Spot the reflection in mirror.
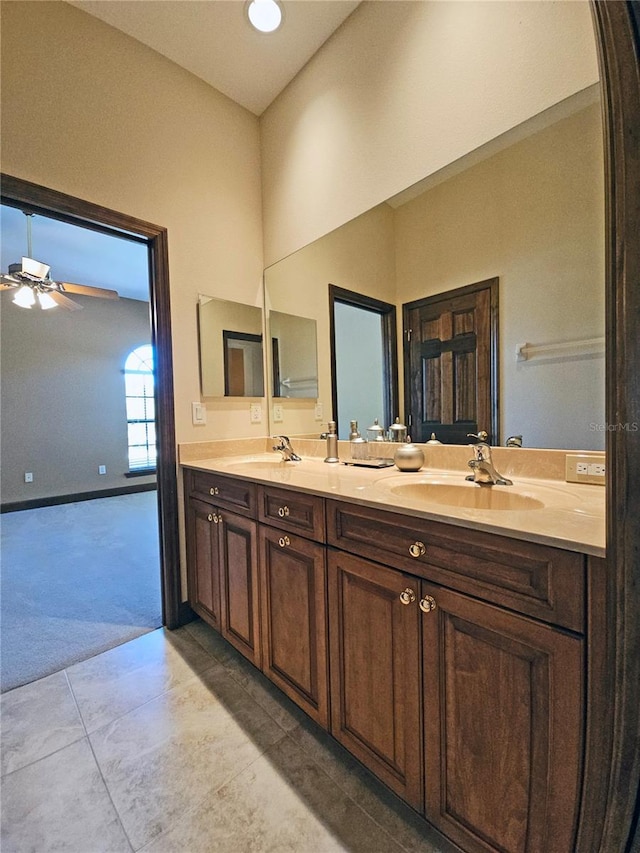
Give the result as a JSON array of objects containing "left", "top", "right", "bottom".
[
  {"left": 269, "top": 310, "right": 318, "bottom": 398},
  {"left": 198, "top": 295, "right": 264, "bottom": 397},
  {"left": 264, "top": 88, "right": 604, "bottom": 449}
]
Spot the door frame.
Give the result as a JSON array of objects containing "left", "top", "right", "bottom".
[
  {"left": 328, "top": 284, "right": 399, "bottom": 434},
  {"left": 0, "top": 174, "right": 182, "bottom": 629}
]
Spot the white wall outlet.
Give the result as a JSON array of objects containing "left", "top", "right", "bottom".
[
  {"left": 191, "top": 401, "right": 207, "bottom": 425},
  {"left": 250, "top": 403, "right": 262, "bottom": 424},
  {"left": 273, "top": 403, "right": 284, "bottom": 423},
  {"left": 314, "top": 403, "right": 323, "bottom": 421},
  {"left": 98, "top": 465, "right": 107, "bottom": 475},
  {"left": 24, "top": 472, "right": 33, "bottom": 483},
  {"left": 566, "top": 454, "right": 606, "bottom": 485}
]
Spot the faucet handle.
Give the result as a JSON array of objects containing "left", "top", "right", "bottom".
[{"left": 467, "top": 431, "right": 489, "bottom": 443}]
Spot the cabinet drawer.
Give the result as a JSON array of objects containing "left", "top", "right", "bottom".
[
  {"left": 258, "top": 485, "right": 325, "bottom": 542},
  {"left": 187, "top": 469, "right": 256, "bottom": 517},
  {"left": 327, "top": 500, "right": 584, "bottom": 632}
]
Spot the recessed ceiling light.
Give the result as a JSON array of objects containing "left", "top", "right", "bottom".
[{"left": 247, "top": 0, "right": 282, "bottom": 33}]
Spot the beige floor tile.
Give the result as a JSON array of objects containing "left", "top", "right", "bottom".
[
  {"left": 0, "top": 670, "right": 85, "bottom": 776},
  {"left": 288, "top": 717, "right": 457, "bottom": 853},
  {"left": 140, "top": 734, "right": 407, "bottom": 853},
  {"left": 0, "top": 737, "right": 132, "bottom": 852},
  {"left": 90, "top": 664, "right": 288, "bottom": 850},
  {"left": 67, "top": 626, "right": 218, "bottom": 732}
]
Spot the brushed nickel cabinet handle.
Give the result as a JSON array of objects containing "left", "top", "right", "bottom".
[
  {"left": 399, "top": 587, "right": 417, "bottom": 605},
  {"left": 277, "top": 506, "right": 290, "bottom": 517},
  {"left": 278, "top": 536, "right": 291, "bottom": 548},
  {"left": 207, "top": 513, "right": 213, "bottom": 522},
  {"left": 409, "top": 541, "right": 426, "bottom": 558},
  {"left": 209, "top": 486, "right": 219, "bottom": 496},
  {"left": 419, "top": 595, "right": 437, "bottom": 613}
]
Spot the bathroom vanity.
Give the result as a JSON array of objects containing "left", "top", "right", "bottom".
[{"left": 182, "top": 446, "right": 605, "bottom": 853}]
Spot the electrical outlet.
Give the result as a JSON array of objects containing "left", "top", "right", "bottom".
[
  {"left": 314, "top": 403, "right": 323, "bottom": 421},
  {"left": 98, "top": 465, "right": 107, "bottom": 475},
  {"left": 250, "top": 403, "right": 262, "bottom": 424},
  {"left": 24, "top": 472, "right": 33, "bottom": 483},
  {"left": 566, "top": 454, "right": 606, "bottom": 485},
  {"left": 273, "top": 403, "right": 284, "bottom": 422}
]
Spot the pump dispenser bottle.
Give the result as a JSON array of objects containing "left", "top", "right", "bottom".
[{"left": 324, "top": 421, "right": 339, "bottom": 463}]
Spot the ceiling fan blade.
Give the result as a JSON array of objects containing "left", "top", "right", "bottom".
[
  {"left": 0, "top": 282, "right": 16, "bottom": 290},
  {"left": 58, "top": 281, "right": 119, "bottom": 300},
  {"left": 48, "top": 290, "right": 83, "bottom": 311}
]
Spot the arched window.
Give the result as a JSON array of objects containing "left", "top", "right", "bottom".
[{"left": 124, "top": 344, "right": 156, "bottom": 472}]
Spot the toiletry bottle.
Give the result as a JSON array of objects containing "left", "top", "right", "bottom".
[
  {"left": 324, "top": 421, "right": 340, "bottom": 463},
  {"left": 349, "top": 420, "right": 368, "bottom": 460}
]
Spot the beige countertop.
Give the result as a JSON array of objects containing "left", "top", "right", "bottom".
[{"left": 181, "top": 444, "right": 605, "bottom": 558}]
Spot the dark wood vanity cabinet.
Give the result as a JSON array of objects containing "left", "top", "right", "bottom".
[
  {"left": 185, "top": 469, "right": 591, "bottom": 853},
  {"left": 327, "top": 499, "right": 585, "bottom": 853},
  {"left": 257, "top": 485, "right": 329, "bottom": 727},
  {"left": 184, "top": 470, "right": 261, "bottom": 666}
]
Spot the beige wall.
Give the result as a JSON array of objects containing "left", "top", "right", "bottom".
[
  {"left": 1, "top": 1, "right": 265, "bottom": 444},
  {"left": 1, "top": 294, "right": 154, "bottom": 504},
  {"left": 260, "top": 0, "right": 599, "bottom": 265}
]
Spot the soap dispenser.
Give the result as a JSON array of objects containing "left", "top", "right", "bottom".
[{"left": 324, "top": 421, "right": 340, "bottom": 463}]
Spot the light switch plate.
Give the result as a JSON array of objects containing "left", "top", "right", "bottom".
[{"left": 192, "top": 402, "right": 207, "bottom": 425}]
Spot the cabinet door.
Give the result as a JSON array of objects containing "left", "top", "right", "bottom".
[
  {"left": 421, "top": 582, "right": 583, "bottom": 853},
  {"left": 185, "top": 497, "right": 222, "bottom": 630},
  {"left": 328, "top": 550, "right": 422, "bottom": 809},
  {"left": 259, "top": 526, "right": 328, "bottom": 727},
  {"left": 218, "top": 511, "right": 261, "bottom": 667}
]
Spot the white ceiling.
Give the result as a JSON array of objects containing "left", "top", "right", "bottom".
[{"left": 68, "top": 0, "right": 361, "bottom": 116}]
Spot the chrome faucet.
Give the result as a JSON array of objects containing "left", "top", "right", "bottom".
[
  {"left": 466, "top": 433, "right": 513, "bottom": 486},
  {"left": 272, "top": 435, "right": 301, "bottom": 462}
]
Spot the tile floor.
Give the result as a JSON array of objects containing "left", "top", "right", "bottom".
[{"left": 0, "top": 620, "right": 458, "bottom": 853}]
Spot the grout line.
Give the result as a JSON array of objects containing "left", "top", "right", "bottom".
[{"left": 84, "top": 732, "right": 136, "bottom": 853}]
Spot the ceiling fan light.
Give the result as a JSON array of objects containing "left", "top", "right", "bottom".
[
  {"left": 247, "top": 0, "right": 282, "bottom": 33},
  {"left": 22, "top": 256, "right": 51, "bottom": 280},
  {"left": 13, "top": 285, "right": 36, "bottom": 309},
  {"left": 38, "top": 291, "right": 57, "bottom": 310}
]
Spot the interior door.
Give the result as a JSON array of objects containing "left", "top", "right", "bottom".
[{"left": 403, "top": 278, "right": 498, "bottom": 444}]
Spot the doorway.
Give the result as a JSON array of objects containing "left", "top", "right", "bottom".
[
  {"left": 0, "top": 174, "right": 181, "bottom": 685},
  {"left": 329, "top": 285, "right": 398, "bottom": 439},
  {"left": 403, "top": 278, "right": 499, "bottom": 444}
]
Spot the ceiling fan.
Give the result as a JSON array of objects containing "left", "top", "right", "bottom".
[{"left": 0, "top": 212, "right": 119, "bottom": 311}]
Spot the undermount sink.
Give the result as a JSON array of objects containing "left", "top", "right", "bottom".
[
  {"left": 390, "top": 482, "right": 545, "bottom": 511},
  {"left": 227, "top": 459, "right": 298, "bottom": 471}
]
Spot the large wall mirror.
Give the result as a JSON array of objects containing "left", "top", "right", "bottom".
[
  {"left": 198, "top": 294, "right": 265, "bottom": 397},
  {"left": 264, "top": 86, "right": 604, "bottom": 450},
  {"left": 268, "top": 310, "right": 318, "bottom": 399}
]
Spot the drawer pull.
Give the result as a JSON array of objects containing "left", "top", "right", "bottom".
[
  {"left": 419, "top": 595, "right": 437, "bottom": 613},
  {"left": 207, "top": 513, "right": 213, "bottom": 522},
  {"left": 277, "top": 506, "right": 290, "bottom": 517},
  {"left": 209, "top": 486, "right": 219, "bottom": 496},
  {"left": 278, "top": 536, "right": 291, "bottom": 548},
  {"left": 409, "top": 541, "right": 426, "bottom": 558},
  {"left": 399, "top": 587, "right": 416, "bottom": 605}
]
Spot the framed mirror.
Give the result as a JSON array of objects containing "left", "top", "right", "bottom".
[{"left": 198, "top": 294, "right": 264, "bottom": 398}]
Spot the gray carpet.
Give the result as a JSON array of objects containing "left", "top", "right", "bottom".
[{"left": 0, "top": 491, "right": 162, "bottom": 693}]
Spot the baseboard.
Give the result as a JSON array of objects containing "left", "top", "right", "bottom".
[{"left": 1, "top": 482, "right": 158, "bottom": 513}]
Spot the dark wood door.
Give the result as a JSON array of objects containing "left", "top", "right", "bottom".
[
  {"left": 218, "top": 510, "right": 261, "bottom": 667},
  {"left": 259, "top": 526, "right": 328, "bottom": 727},
  {"left": 403, "top": 278, "right": 498, "bottom": 443},
  {"left": 328, "top": 550, "right": 422, "bottom": 809},
  {"left": 185, "top": 497, "right": 222, "bottom": 630},
  {"left": 421, "top": 582, "right": 583, "bottom": 853}
]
